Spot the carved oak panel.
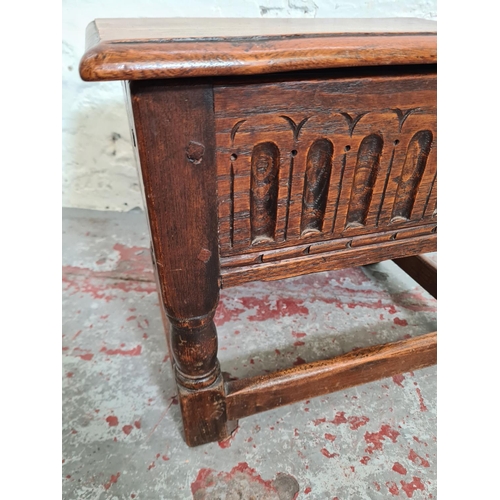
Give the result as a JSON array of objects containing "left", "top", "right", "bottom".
[{"left": 214, "top": 68, "right": 437, "bottom": 259}]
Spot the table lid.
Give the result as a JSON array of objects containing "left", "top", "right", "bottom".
[{"left": 79, "top": 17, "right": 437, "bottom": 82}]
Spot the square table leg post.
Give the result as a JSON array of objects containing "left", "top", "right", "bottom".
[{"left": 128, "top": 80, "right": 236, "bottom": 446}]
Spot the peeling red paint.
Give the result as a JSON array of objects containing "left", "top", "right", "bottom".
[
  {"left": 134, "top": 420, "right": 141, "bottom": 429},
  {"left": 386, "top": 481, "right": 399, "bottom": 496},
  {"left": 147, "top": 462, "right": 155, "bottom": 471},
  {"left": 126, "top": 315, "right": 137, "bottom": 321},
  {"left": 72, "top": 330, "right": 82, "bottom": 340},
  {"left": 293, "top": 341, "right": 305, "bottom": 346},
  {"left": 100, "top": 345, "right": 142, "bottom": 356},
  {"left": 214, "top": 300, "right": 245, "bottom": 326},
  {"left": 364, "top": 424, "right": 400, "bottom": 454},
  {"left": 191, "top": 468, "right": 216, "bottom": 495},
  {"left": 106, "top": 415, "right": 119, "bottom": 427},
  {"left": 191, "top": 462, "right": 278, "bottom": 496},
  {"left": 79, "top": 353, "right": 94, "bottom": 361},
  {"left": 373, "top": 482, "right": 381, "bottom": 491},
  {"left": 400, "top": 477, "right": 425, "bottom": 497},
  {"left": 393, "top": 317, "right": 408, "bottom": 326},
  {"left": 313, "top": 418, "right": 326, "bottom": 426},
  {"left": 292, "top": 332, "right": 307, "bottom": 338},
  {"left": 162, "top": 455, "right": 169, "bottom": 461},
  {"left": 393, "top": 374, "right": 405, "bottom": 387},
  {"left": 104, "top": 473, "right": 120, "bottom": 490},
  {"left": 293, "top": 356, "right": 306, "bottom": 366},
  {"left": 360, "top": 456, "right": 370, "bottom": 465},
  {"left": 320, "top": 448, "right": 339, "bottom": 459},
  {"left": 218, "top": 426, "right": 239, "bottom": 448},
  {"left": 239, "top": 296, "right": 309, "bottom": 321},
  {"left": 332, "top": 411, "right": 347, "bottom": 425},
  {"left": 324, "top": 433, "right": 336, "bottom": 441},
  {"left": 347, "top": 416, "right": 370, "bottom": 430},
  {"left": 304, "top": 487, "right": 312, "bottom": 494},
  {"left": 393, "top": 462, "right": 407, "bottom": 475},
  {"left": 408, "top": 449, "right": 430, "bottom": 467},
  {"left": 122, "top": 425, "right": 133, "bottom": 435},
  {"left": 330, "top": 412, "right": 369, "bottom": 430},
  {"left": 66, "top": 372, "right": 74, "bottom": 378},
  {"left": 416, "top": 388, "right": 428, "bottom": 412}
]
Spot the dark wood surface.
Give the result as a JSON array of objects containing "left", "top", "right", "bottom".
[
  {"left": 128, "top": 80, "right": 235, "bottom": 446},
  {"left": 86, "top": 18, "right": 438, "bottom": 446},
  {"left": 226, "top": 332, "right": 437, "bottom": 420},
  {"left": 220, "top": 234, "right": 436, "bottom": 288},
  {"left": 215, "top": 67, "right": 437, "bottom": 258},
  {"left": 393, "top": 254, "right": 437, "bottom": 298},
  {"left": 79, "top": 18, "right": 436, "bottom": 81}
]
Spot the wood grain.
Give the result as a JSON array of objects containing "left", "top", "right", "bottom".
[
  {"left": 226, "top": 332, "right": 437, "bottom": 420},
  {"left": 128, "top": 80, "right": 235, "bottom": 446},
  {"left": 106, "top": 20, "right": 438, "bottom": 446},
  {"left": 80, "top": 18, "right": 436, "bottom": 81},
  {"left": 220, "top": 234, "right": 436, "bottom": 288},
  {"left": 215, "top": 67, "right": 437, "bottom": 258},
  {"left": 393, "top": 254, "right": 437, "bottom": 298}
]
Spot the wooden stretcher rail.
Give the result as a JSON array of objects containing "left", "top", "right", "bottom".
[
  {"left": 393, "top": 254, "right": 437, "bottom": 298},
  {"left": 226, "top": 331, "right": 437, "bottom": 420}
]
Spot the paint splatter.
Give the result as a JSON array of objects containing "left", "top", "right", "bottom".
[
  {"left": 393, "top": 462, "right": 407, "bottom": 475},
  {"left": 408, "top": 449, "right": 430, "bottom": 467},
  {"left": 313, "top": 418, "right": 326, "bottom": 426},
  {"left": 324, "top": 433, "right": 336, "bottom": 441},
  {"left": 386, "top": 481, "right": 400, "bottom": 496},
  {"left": 393, "top": 317, "right": 408, "bottom": 326},
  {"left": 218, "top": 426, "right": 239, "bottom": 449},
  {"left": 332, "top": 411, "right": 347, "bottom": 425},
  {"left": 393, "top": 373, "right": 405, "bottom": 387},
  {"left": 331, "top": 412, "right": 369, "bottom": 430},
  {"left": 416, "top": 388, "right": 428, "bottom": 412},
  {"left": 100, "top": 345, "right": 142, "bottom": 356},
  {"left": 320, "top": 448, "right": 339, "bottom": 459},
  {"left": 122, "top": 425, "right": 133, "bottom": 435},
  {"left": 364, "top": 425, "right": 400, "bottom": 454},
  {"left": 360, "top": 456, "right": 370, "bottom": 465},
  {"left": 104, "top": 473, "right": 120, "bottom": 490},
  {"left": 78, "top": 353, "right": 93, "bottom": 361},
  {"left": 400, "top": 477, "right": 425, "bottom": 497},
  {"left": 190, "top": 463, "right": 297, "bottom": 498},
  {"left": 106, "top": 416, "right": 119, "bottom": 427},
  {"left": 134, "top": 420, "right": 141, "bottom": 429},
  {"left": 240, "top": 296, "right": 309, "bottom": 322},
  {"left": 347, "top": 416, "right": 370, "bottom": 430}
]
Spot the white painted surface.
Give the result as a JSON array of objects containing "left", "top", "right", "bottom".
[{"left": 62, "top": 0, "right": 437, "bottom": 211}]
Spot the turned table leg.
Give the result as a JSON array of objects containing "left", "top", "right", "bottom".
[{"left": 127, "top": 80, "right": 235, "bottom": 446}]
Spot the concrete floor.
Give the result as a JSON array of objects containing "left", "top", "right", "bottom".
[{"left": 62, "top": 208, "right": 437, "bottom": 500}]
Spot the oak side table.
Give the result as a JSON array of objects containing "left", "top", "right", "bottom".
[{"left": 80, "top": 18, "right": 437, "bottom": 447}]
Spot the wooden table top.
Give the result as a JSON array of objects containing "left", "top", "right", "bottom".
[{"left": 80, "top": 17, "right": 437, "bottom": 82}]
